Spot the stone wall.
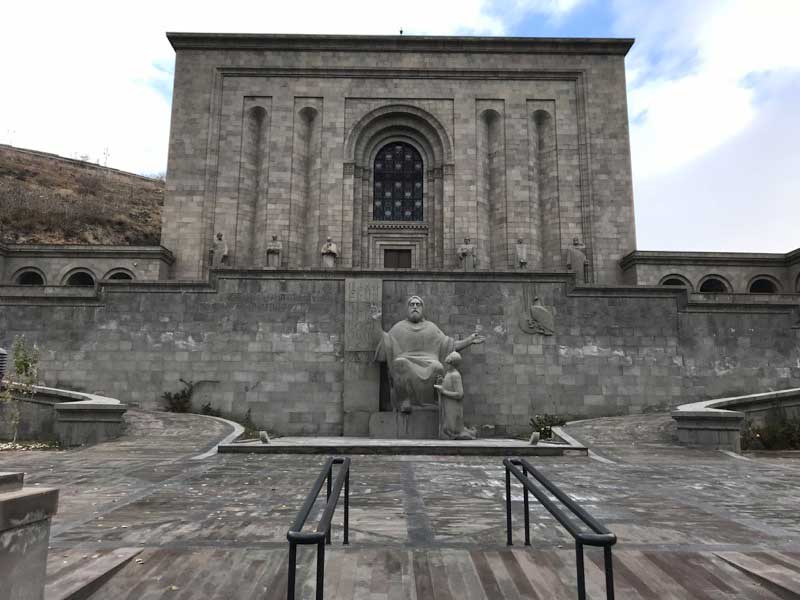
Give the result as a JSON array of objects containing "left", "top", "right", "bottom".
[{"left": 1, "top": 272, "right": 798, "bottom": 437}]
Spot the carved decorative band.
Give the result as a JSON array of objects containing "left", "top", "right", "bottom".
[
  {"left": 443, "top": 164, "right": 454, "bottom": 176},
  {"left": 368, "top": 223, "right": 429, "bottom": 231},
  {"left": 433, "top": 167, "right": 443, "bottom": 178},
  {"left": 343, "top": 162, "right": 355, "bottom": 175}
]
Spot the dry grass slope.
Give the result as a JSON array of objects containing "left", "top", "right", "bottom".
[{"left": 0, "top": 145, "right": 163, "bottom": 245}]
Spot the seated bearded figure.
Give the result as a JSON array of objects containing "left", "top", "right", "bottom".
[{"left": 374, "top": 296, "right": 484, "bottom": 413}]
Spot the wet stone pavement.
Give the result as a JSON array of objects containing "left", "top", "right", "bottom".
[{"left": 2, "top": 410, "right": 800, "bottom": 599}]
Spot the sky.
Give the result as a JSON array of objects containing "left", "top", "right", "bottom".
[{"left": 1, "top": 0, "right": 798, "bottom": 253}]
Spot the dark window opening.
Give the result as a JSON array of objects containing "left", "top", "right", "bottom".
[
  {"left": 373, "top": 142, "right": 423, "bottom": 221},
  {"left": 699, "top": 278, "right": 726, "bottom": 293},
  {"left": 17, "top": 271, "right": 44, "bottom": 285},
  {"left": 749, "top": 278, "right": 777, "bottom": 293},
  {"left": 108, "top": 272, "right": 133, "bottom": 280},
  {"left": 66, "top": 272, "right": 95, "bottom": 287},
  {"left": 662, "top": 278, "right": 687, "bottom": 287},
  {"left": 384, "top": 249, "right": 412, "bottom": 269}
]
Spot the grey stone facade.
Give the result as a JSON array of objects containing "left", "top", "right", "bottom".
[
  {"left": 1, "top": 272, "right": 797, "bottom": 437},
  {"left": 162, "top": 34, "right": 637, "bottom": 284}
]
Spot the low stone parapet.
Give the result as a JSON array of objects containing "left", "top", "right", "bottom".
[
  {"left": 672, "top": 387, "right": 800, "bottom": 453},
  {"left": 2, "top": 386, "right": 126, "bottom": 447},
  {"left": 0, "top": 472, "right": 59, "bottom": 600}
]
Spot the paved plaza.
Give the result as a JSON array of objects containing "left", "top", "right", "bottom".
[{"left": 2, "top": 410, "right": 800, "bottom": 599}]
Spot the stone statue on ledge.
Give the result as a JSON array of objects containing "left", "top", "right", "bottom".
[
  {"left": 321, "top": 237, "right": 338, "bottom": 268},
  {"left": 266, "top": 235, "right": 282, "bottom": 268},
  {"left": 374, "top": 296, "right": 484, "bottom": 415},
  {"left": 566, "top": 237, "right": 587, "bottom": 283},
  {"left": 209, "top": 232, "right": 229, "bottom": 268},
  {"left": 457, "top": 238, "right": 477, "bottom": 272},
  {"left": 515, "top": 238, "right": 528, "bottom": 269},
  {"left": 434, "top": 351, "right": 477, "bottom": 440}
]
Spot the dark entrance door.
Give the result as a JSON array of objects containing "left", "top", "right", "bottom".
[{"left": 384, "top": 249, "right": 412, "bottom": 269}]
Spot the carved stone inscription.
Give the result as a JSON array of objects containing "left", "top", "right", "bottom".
[{"left": 345, "top": 278, "right": 383, "bottom": 351}]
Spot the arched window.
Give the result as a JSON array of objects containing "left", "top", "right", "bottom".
[
  {"left": 15, "top": 270, "right": 45, "bottom": 285},
  {"left": 65, "top": 271, "right": 95, "bottom": 286},
  {"left": 373, "top": 142, "right": 423, "bottom": 221},
  {"left": 699, "top": 277, "right": 727, "bottom": 293},
  {"left": 659, "top": 274, "right": 692, "bottom": 290},
  {"left": 749, "top": 277, "right": 778, "bottom": 294},
  {"left": 108, "top": 272, "right": 133, "bottom": 281}
]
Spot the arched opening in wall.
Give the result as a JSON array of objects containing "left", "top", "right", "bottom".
[
  {"left": 14, "top": 269, "right": 45, "bottom": 285},
  {"left": 796, "top": 273, "right": 800, "bottom": 293},
  {"left": 531, "top": 109, "right": 558, "bottom": 269},
  {"left": 478, "top": 108, "right": 506, "bottom": 268},
  {"left": 373, "top": 142, "right": 424, "bottom": 222},
  {"left": 64, "top": 270, "right": 95, "bottom": 287},
  {"left": 290, "top": 105, "right": 322, "bottom": 267},
  {"left": 749, "top": 276, "right": 779, "bottom": 294},
  {"left": 104, "top": 268, "right": 134, "bottom": 281},
  {"left": 238, "top": 105, "right": 269, "bottom": 266},
  {"left": 659, "top": 274, "right": 692, "bottom": 290},
  {"left": 699, "top": 276, "right": 728, "bottom": 294}
]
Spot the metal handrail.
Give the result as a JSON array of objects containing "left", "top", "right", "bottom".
[
  {"left": 286, "top": 457, "right": 350, "bottom": 600},
  {"left": 504, "top": 457, "right": 616, "bottom": 600}
]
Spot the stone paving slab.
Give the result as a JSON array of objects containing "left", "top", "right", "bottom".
[
  {"left": 219, "top": 436, "right": 586, "bottom": 456},
  {"left": 2, "top": 410, "right": 800, "bottom": 598}
]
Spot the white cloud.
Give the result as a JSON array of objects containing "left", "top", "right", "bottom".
[
  {"left": 0, "top": 0, "right": 515, "bottom": 175},
  {"left": 620, "top": 0, "right": 800, "bottom": 180}
]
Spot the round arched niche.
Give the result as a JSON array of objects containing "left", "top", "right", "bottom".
[
  {"left": 63, "top": 269, "right": 96, "bottom": 287},
  {"left": 748, "top": 275, "right": 780, "bottom": 294},
  {"left": 12, "top": 267, "right": 46, "bottom": 286},
  {"left": 104, "top": 268, "right": 135, "bottom": 281},
  {"left": 698, "top": 275, "right": 730, "bottom": 294},
  {"left": 659, "top": 274, "right": 693, "bottom": 291}
]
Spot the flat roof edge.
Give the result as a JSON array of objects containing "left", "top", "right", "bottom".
[{"left": 166, "top": 32, "right": 634, "bottom": 55}]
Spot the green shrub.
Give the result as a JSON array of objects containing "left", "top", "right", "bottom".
[
  {"left": 530, "top": 413, "right": 566, "bottom": 440},
  {"left": 162, "top": 379, "right": 194, "bottom": 413},
  {"left": 0, "top": 335, "right": 40, "bottom": 443}
]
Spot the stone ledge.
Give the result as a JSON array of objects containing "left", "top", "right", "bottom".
[
  {"left": 0, "top": 487, "right": 59, "bottom": 532},
  {"left": 0, "top": 473, "right": 24, "bottom": 493},
  {"left": 672, "top": 387, "right": 800, "bottom": 453}
]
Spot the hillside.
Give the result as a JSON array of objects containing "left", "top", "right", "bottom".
[{"left": 0, "top": 145, "right": 163, "bottom": 245}]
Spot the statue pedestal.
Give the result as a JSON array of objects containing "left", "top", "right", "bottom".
[{"left": 369, "top": 406, "right": 439, "bottom": 439}]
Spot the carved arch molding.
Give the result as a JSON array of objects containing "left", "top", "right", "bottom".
[{"left": 343, "top": 105, "right": 455, "bottom": 270}]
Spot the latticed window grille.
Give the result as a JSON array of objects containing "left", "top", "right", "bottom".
[{"left": 373, "top": 142, "right": 423, "bottom": 221}]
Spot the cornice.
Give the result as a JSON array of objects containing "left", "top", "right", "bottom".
[
  {"left": 218, "top": 67, "right": 585, "bottom": 81},
  {"left": 4, "top": 245, "right": 175, "bottom": 264},
  {"left": 167, "top": 33, "right": 634, "bottom": 56},
  {"left": 620, "top": 250, "right": 791, "bottom": 270}
]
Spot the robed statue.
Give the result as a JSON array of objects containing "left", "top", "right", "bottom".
[{"left": 374, "top": 296, "right": 484, "bottom": 414}]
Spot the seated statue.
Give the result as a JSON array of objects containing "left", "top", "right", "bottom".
[
  {"left": 374, "top": 296, "right": 484, "bottom": 413},
  {"left": 434, "top": 352, "right": 477, "bottom": 440}
]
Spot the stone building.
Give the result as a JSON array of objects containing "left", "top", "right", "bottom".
[
  {"left": 0, "top": 33, "right": 798, "bottom": 437},
  {"left": 162, "top": 33, "right": 636, "bottom": 283}
]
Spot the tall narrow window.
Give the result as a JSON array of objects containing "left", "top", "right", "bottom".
[{"left": 373, "top": 142, "right": 423, "bottom": 221}]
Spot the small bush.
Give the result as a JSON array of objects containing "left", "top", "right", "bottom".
[
  {"left": 742, "top": 417, "right": 800, "bottom": 451},
  {"left": 530, "top": 414, "right": 566, "bottom": 440},
  {"left": 162, "top": 379, "right": 194, "bottom": 413},
  {"left": 200, "top": 402, "right": 221, "bottom": 417},
  {"left": 1, "top": 335, "right": 40, "bottom": 443}
]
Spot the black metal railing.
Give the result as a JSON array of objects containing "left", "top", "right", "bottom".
[
  {"left": 286, "top": 457, "right": 350, "bottom": 600},
  {"left": 504, "top": 457, "right": 617, "bottom": 600}
]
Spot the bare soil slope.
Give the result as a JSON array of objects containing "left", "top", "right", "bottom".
[{"left": 0, "top": 145, "right": 163, "bottom": 245}]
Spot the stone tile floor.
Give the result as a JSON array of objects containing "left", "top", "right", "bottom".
[{"left": 2, "top": 410, "right": 799, "bottom": 598}]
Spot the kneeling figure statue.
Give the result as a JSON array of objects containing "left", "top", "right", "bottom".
[{"left": 434, "top": 352, "right": 477, "bottom": 440}]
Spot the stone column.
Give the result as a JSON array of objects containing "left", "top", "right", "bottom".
[
  {"left": 342, "top": 278, "right": 382, "bottom": 435},
  {"left": 0, "top": 472, "right": 59, "bottom": 600}
]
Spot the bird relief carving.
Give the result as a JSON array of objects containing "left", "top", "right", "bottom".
[{"left": 519, "top": 286, "right": 555, "bottom": 336}]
